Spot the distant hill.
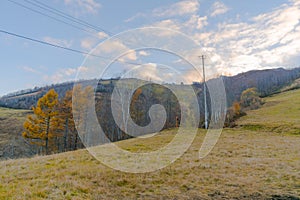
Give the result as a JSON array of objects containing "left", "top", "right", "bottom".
[
  {"left": 221, "top": 67, "right": 300, "bottom": 105},
  {"left": 0, "top": 81, "right": 76, "bottom": 109},
  {"left": 0, "top": 67, "right": 299, "bottom": 110}
]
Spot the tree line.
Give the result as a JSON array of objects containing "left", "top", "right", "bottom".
[
  {"left": 23, "top": 81, "right": 264, "bottom": 155},
  {"left": 22, "top": 66, "right": 299, "bottom": 155},
  {"left": 22, "top": 82, "right": 183, "bottom": 155}
]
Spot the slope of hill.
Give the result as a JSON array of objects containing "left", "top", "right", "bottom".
[
  {"left": 281, "top": 78, "right": 300, "bottom": 92},
  {"left": 237, "top": 88, "right": 300, "bottom": 134},
  {"left": 0, "top": 107, "right": 34, "bottom": 160},
  {"left": 0, "top": 89, "right": 299, "bottom": 199}
]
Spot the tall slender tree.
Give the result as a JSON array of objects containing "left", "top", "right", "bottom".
[
  {"left": 23, "top": 89, "right": 59, "bottom": 155},
  {"left": 56, "top": 90, "right": 76, "bottom": 151}
]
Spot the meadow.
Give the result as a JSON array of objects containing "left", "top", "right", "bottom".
[{"left": 0, "top": 89, "right": 299, "bottom": 199}]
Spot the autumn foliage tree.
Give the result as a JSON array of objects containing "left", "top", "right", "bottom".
[
  {"left": 233, "top": 101, "right": 241, "bottom": 115},
  {"left": 23, "top": 87, "right": 85, "bottom": 155},
  {"left": 225, "top": 101, "right": 245, "bottom": 127},
  {"left": 56, "top": 90, "right": 78, "bottom": 151},
  {"left": 225, "top": 87, "right": 264, "bottom": 127},
  {"left": 240, "top": 87, "right": 264, "bottom": 109},
  {"left": 23, "top": 89, "right": 60, "bottom": 155}
]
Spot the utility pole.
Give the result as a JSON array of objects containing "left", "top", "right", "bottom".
[{"left": 200, "top": 55, "right": 208, "bottom": 129}]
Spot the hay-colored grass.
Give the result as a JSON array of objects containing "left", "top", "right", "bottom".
[{"left": 0, "top": 90, "right": 299, "bottom": 199}]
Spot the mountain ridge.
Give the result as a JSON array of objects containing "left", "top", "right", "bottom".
[{"left": 0, "top": 67, "right": 299, "bottom": 110}]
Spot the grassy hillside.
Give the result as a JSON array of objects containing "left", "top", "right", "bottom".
[
  {"left": 0, "top": 107, "right": 33, "bottom": 159},
  {"left": 0, "top": 90, "right": 299, "bottom": 199},
  {"left": 281, "top": 78, "right": 300, "bottom": 92},
  {"left": 237, "top": 88, "right": 300, "bottom": 134}
]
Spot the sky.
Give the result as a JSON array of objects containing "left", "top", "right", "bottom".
[{"left": 0, "top": 0, "right": 300, "bottom": 96}]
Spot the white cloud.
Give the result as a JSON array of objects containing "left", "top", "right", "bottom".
[
  {"left": 126, "top": 0, "right": 200, "bottom": 22},
  {"left": 153, "top": 0, "right": 199, "bottom": 17},
  {"left": 94, "top": 40, "right": 137, "bottom": 62},
  {"left": 152, "top": 19, "right": 180, "bottom": 30},
  {"left": 210, "top": 1, "right": 229, "bottom": 17},
  {"left": 191, "top": 0, "right": 300, "bottom": 76},
  {"left": 150, "top": 19, "right": 182, "bottom": 36},
  {"left": 64, "top": 68, "right": 77, "bottom": 76},
  {"left": 130, "top": 63, "right": 183, "bottom": 83},
  {"left": 97, "top": 32, "right": 109, "bottom": 39},
  {"left": 88, "top": 0, "right": 300, "bottom": 81},
  {"left": 196, "top": 16, "right": 208, "bottom": 30},
  {"left": 100, "top": 40, "right": 128, "bottom": 54},
  {"left": 231, "top": 55, "right": 261, "bottom": 69},
  {"left": 135, "top": 63, "right": 162, "bottom": 82},
  {"left": 182, "top": 70, "right": 202, "bottom": 84},
  {"left": 64, "top": 0, "right": 101, "bottom": 15},
  {"left": 125, "top": 0, "right": 205, "bottom": 36},
  {"left": 122, "top": 51, "right": 137, "bottom": 61},
  {"left": 81, "top": 37, "right": 96, "bottom": 50},
  {"left": 124, "top": 13, "right": 145, "bottom": 23},
  {"left": 43, "top": 37, "right": 72, "bottom": 48},
  {"left": 43, "top": 66, "right": 87, "bottom": 83},
  {"left": 81, "top": 32, "right": 109, "bottom": 50},
  {"left": 186, "top": 15, "right": 208, "bottom": 30},
  {"left": 78, "top": 66, "right": 88, "bottom": 72},
  {"left": 126, "top": 0, "right": 299, "bottom": 79},
  {"left": 139, "top": 51, "right": 150, "bottom": 56},
  {"left": 22, "top": 66, "right": 41, "bottom": 74}
]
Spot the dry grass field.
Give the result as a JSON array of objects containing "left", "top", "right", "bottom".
[
  {"left": 0, "top": 89, "right": 299, "bottom": 199},
  {"left": 0, "top": 107, "right": 33, "bottom": 159}
]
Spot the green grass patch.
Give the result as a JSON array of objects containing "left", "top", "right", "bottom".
[{"left": 241, "top": 124, "right": 265, "bottom": 131}]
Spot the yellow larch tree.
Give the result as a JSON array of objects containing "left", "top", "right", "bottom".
[{"left": 22, "top": 89, "right": 60, "bottom": 155}]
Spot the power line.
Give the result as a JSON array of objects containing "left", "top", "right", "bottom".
[
  {"left": 7, "top": 0, "right": 153, "bottom": 49},
  {"left": 24, "top": 0, "right": 112, "bottom": 35},
  {"left": 6, "top": 0, "right": 150, "bottom": 48},
  {"left": 0, "top": 29, "right": 144, "bottom": 66},
  {"left": 6, "top": 0, "right": 99, "bottom": 38},
  {"left": 4, "top": 1, "right": 178, "bottom": 67},
  {"left": 0, "top": 29, "right": 98, "bottom": 57}
]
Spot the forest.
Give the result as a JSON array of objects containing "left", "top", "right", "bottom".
[{"left": 18, "top": 67, "right": 300, "bottom": 155}]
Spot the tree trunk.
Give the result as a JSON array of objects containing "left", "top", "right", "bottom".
[
  {"left": 74, "top": 134, "right": 78, "bottom": 150},
  {"left": 45, "top": 116, "right": 50, "bottom": 155},
  {"left": 64, "top": 117, "right": 69, "bottom": 152}
]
